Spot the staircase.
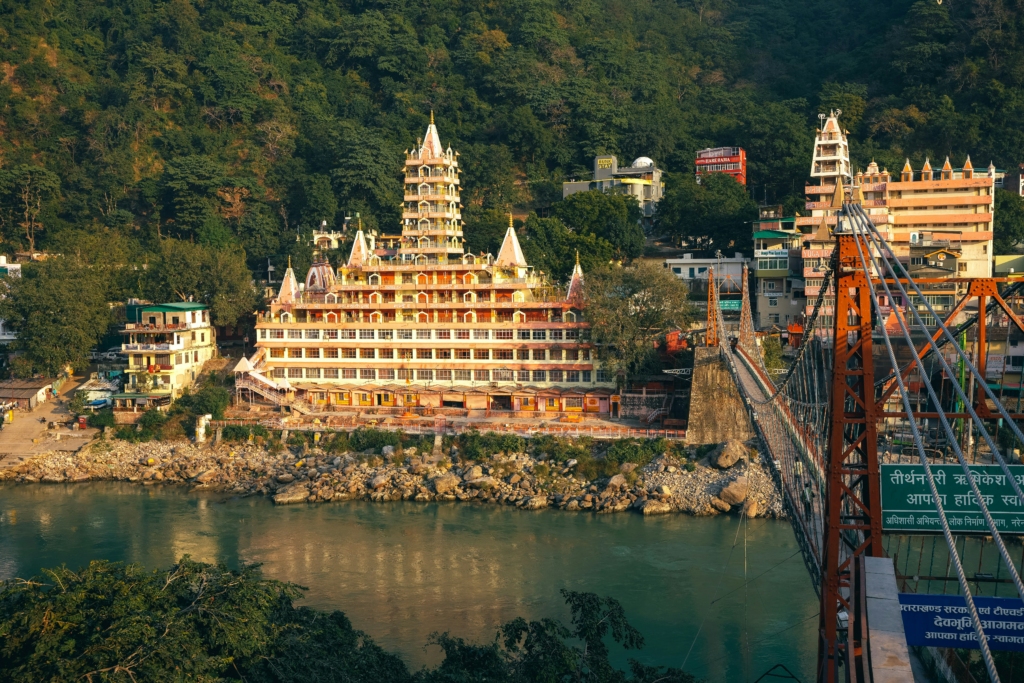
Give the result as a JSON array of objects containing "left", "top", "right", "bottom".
[{"left": 235, "top": 375, "right": 312, "bottom": 415}]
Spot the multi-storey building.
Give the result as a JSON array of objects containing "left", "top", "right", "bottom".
[
  {"left": 246, "top": 118, "right": 617, "bottom": 416},
  {"left": 562, "top": 155, "right": 664, "bottom": 223},
  {"left": 120, "top": 302, "right": 216, "bottom": 400},
  {"left": 695, "top": 147, "right": 747, "bottom": 185}
]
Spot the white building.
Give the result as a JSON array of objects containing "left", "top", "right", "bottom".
[
  {"left": 664, "top": 253, "right": 748, "bottom": 294},
  {"left": 0, "top": 256, "right": 22, "bottom": 343}
]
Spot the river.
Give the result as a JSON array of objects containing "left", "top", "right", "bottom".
[{"left": 0, "top": 483, "right": 817, "bottom": 681}]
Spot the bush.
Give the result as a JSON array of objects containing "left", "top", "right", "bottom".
[
  {"left": 457, "top": 430, "right": 526, "bottom": 460},
  {"left": 87, "top": 409, "right": 115, "bottom": 429},
  {"left": 529, "top": 435, "right": 591, "bottom": 463},
  {"left": 174, "top": 383, "right": 231, "bottom": 419},
  {"left": 349, "top": 427, "right": 402, "bottom": 452},
  {"left": 222, "top": 424, "right": 269, "bottom": 442}
]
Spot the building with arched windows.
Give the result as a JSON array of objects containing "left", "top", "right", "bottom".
[{"left": 245, "top": 117, "right": 616, "bottom": 415}]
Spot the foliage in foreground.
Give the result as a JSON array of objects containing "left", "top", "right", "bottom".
[{"left": 0, "top": 557, "right": 701, "bottom": 683}]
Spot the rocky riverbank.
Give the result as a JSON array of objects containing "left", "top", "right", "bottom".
[{"left": 0, "top": 438, "right": 784, "bottom": 518}]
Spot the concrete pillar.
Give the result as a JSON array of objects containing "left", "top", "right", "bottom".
[{"left": 280, "top": 429, "right": 289, "bottom": 443}]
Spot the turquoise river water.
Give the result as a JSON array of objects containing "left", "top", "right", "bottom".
[{"left": 0, "top": 483, "right": 817, "bottom": 681}]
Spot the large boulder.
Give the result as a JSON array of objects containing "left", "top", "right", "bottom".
[
  {"left": 273, "top": 485, "right": 310, "bottom": 505},
  {"left": 382, "top": 445, "right": 395, "bottom": 457},
  {"left": 719, "top": 476, "right": 749, "bottom": 506},
  {"left": 194, "top": 469, "right": 218, "bottom": 484},
  {"left": 742, "top": 499, "right": 760, "bottom": 518},
  {"left": 715, "top": 441, "right": 748, "bottom": 469},
  {"left": 710, "top": 496, "right": 732, "bottom": 512},
  {"left": 463, "top": 465, "right": 483, "bottom": 481},
  {"left": 619, "top": 462, "right": 638, "bottom": 474},
  {"left": 275, "top": 473, "right": 295, "bottom": 484},
  {"left": 639, "top": 499, "right": 672, "bottom": 515},
  {"left": 606, "top": 474, "right": 627, "bottom": 489},
  {"left": 522, "top": 495, "right": 549, "bottom": 510},
  {"left": 432, "top": 473, "right": 461, "bottom": 494},
  {"left": 370, "top": 474, "right": 390, "bottom": 490},
  {"left": 466, "top": 476, "right": 498, "bottom": 490}
]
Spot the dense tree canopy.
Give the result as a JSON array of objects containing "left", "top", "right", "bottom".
[{"left": 0, "top": 557, "right": 700, "bottom": 683}]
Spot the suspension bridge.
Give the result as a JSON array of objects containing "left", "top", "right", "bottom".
[{"left": 709, "top": 199, "right": 1024, "bottom": 682}]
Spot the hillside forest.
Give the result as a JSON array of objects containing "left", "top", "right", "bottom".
[{"left": 1, "top": 0, "right": 1024, "bottom": 371}]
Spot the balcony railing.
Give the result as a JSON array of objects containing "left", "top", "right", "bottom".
[{"left": 123, "top": 342, "right": 185, "bottom": 352}]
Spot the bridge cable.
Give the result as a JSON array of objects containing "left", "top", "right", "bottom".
[{"left": 849, "top": 208, "right": 1002, "bottom": 681}]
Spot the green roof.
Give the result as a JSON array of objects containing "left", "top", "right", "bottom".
[
  {"left": 139, "top": 302, "right": 207, "bottom": 312},
  {"left": 752, "top": 230, "right": 795, "bottom": 239}
]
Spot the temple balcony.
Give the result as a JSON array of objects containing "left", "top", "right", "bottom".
[
  {"left": 405, "top": 174, "right": 459, "bottom": 184},
  {"left": 403, "top": 211, "right": 460, "bottom": 220},
  {"left": 404, "top": 193, "right": 459, "bottom": 202}
]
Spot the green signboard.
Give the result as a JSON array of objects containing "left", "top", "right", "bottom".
[
  {"left": 719, "top": 300, "right": 741, "bottom": 311},
  {"left": 881, "top": 464, "right": 1024, "bottom": 533}
]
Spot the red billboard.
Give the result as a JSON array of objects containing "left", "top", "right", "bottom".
[{"left": 695, "top": 147, "right": 747, "bottom": 185}]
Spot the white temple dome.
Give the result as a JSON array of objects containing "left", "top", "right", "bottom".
[{"left": 632, "top": 156, "right": 654, "bottom": 168}]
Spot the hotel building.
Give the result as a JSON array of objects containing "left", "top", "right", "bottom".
[{"left": 244, "top": 117, "right": 617, "bottom": 415}]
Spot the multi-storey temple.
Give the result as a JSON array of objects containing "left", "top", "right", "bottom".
[{"left": 243, "top": 117, "right": 617, "bottom": 416}]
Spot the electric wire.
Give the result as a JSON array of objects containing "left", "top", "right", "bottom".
[{"left": 849, "top": 210, "right": 1002, "bottom": 681}]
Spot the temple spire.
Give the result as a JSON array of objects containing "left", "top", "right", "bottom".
[
  {"left": 278, "top": 257, "right": 299, "bottom": 304},
  {"left": 495, "top": 214, "right": 527, "bottom": 267},
  {"left": 347, "top": 229, "right": 370, "bottom": 267},
  {"left": 566, "top": 252, "right": 584, "bottom": 304}
]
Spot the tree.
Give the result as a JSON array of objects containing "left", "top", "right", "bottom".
[
  {"left": 520, "top": 215, "right": 616, "bottom": 283},
  {"left": 995, "top": 189, "right": 1024, "bottom": 254},
  {"left": 583, "top": 262, "right": 697, "bottom": 384},
  {"left": 462, "top": 206, "right": 511, "bottom": 255},
  {"left": 656, "top": 173, "right": 757, "bottom": 254},
  {"left": 0, "top": 165, "right": 60, "bottom": 252},
  {"left": 0, "top": 257, "right": 110, "bottom": 376},
  {"left": 553, "top": 191, "right": 645, "bottom": 259},
  {"left": 149, "top": 240, "right": 257, "bottom": 327}
]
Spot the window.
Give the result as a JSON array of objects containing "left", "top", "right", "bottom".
[
  {"left": 565, "top": 330, "right": 579, "bottom": 340},
  {"left": 533, "top": 330, "right": 546, "bottom": 340},
  {"left": 550, "top": 349, "right": 564, "bottom": 361},
  {"left": 493, "top": 369, "right": 514, "bottom": 381},
  {"left": 688, "top": 268, "right": 695, "bottom": 278},
  {"left": 360, "top": 369, "right": 376, "bottom": 380},
  {"left": 455, "top": 370, "right": 472, "bottom": 381},
  {"left": 306, "top": 368, "right": 321, "bottom": 379},
  {"left": 378, "top": 330, "right": 393, "bottom": 340},
  {"left": 359, "top": 349, "right": 375, "bottom": 359},
  {"left": 769, "top": 314, "right": 780, "bottom": 323},
  {"left": 306, "top": 348, "right": 321, "bottom": 358},
  {"left": 340, "top": 330, "right": 356, "bottom": 339},
  {"left": 549, "top": 370, "right": 564, "bottom": 382},
  {"left": 768, "top": 298, "right": 778, "bottom": 307},
  {"left": 402, "top": 273, "right": 414, "bottom": 284},
  {"left": 583, "top": 370, "right": 592, "bottom": 382},
  {"left": 547, "top": 398, "right": 558, "bottom": 409},
  {"left": 583, "top": 349, "right": 591, "bottom": 360},
  {"left": 359, "top": 329, "right": 374, "bottom": 339},
  {"left": 518, "top": 330, "right": 531, "bottom": 340},
  {"left": 518, "top": 370, "right": 531, "bottom": 382},
  {"left": 474, "top": 369, "right": 490, "bottom": 381},
  {"left": 494, "top": 349, "right": 513, "bottom": 360},
  {"left": 495, "top": 330, "right": 513, "bottom": 340},
  {"left": 596, "top": 370, "right": 609, "bottom": 382},
  {"left": 672, "top": 267, "right": 681, "bottom": 274},
  {"left": 288, "top": 368, "right": 303, "bottom": 378},
  {"left": 324, "top": 368, "right": 339, "bottom": 379},
  {"left": 324, "top": 348, "right": 339, "bottom": 358},
  {"left": 565, "top": 397, "right": 583, "bottom": 409},
  {"left": 417, "top": 349, "right": 433, "bottom": 359},
  {"left": 379, "top": 369, "right": 396, "bottom": 380},
  {"left": 342, "top": 369, "right": 357, "bottom": 379},
  {"left": 911, "top": 257, "right": 924, "bottom": 266},
  {"left": 417, "top": 329, "right": 431, "bottom": 339},
  {"left": 533, "top": 370, "right": 547, "bottom": 382},
  {"left": 324, "top": 330, "right": 338, "bottom": 340},
  {"left": 456, "top": 329, "right": 470, "bottom": 339},
  {"left": 378, "top": 348, "right": 394, "bottom": 359},
  {"left": 532, "top": 349, "right": 546, "bottom": 360},
  {"left": 288, "top": 329, "right": 302, "bottom": 339},
  {"left": 417, "top": 369, "right": 433, "bottom": 380},
  {"left": 270, "top": 348, "right": 285, "bottom": 358},
  {"left": 456, "top": 349, "right": 471, "bottom": 359},
  {"left": 437, "top": 370, "right": 453, "bottom": 381},
  {"left": 766, "top": 282, "right": 776, "bottom": 291},
  {"left": 399, "top": 349, "right": 414, "bottom": 360},
  {"left": 757, "top": 258, "right": 787, "bottom": 270},
  {"left": 287, "top": 348, "right": 303, "bottom": 358},
  {"left": 436, "top": 349, "right": 451, "bottom": 360},
  {"left": 549, "top": 329, "right": 563, "bottom": 341},
  {"left": 398, "top": 329, "right": 413, "bottom": 339},
  {"left": 565, "top": 349, "right": 579, "bottom": 361},
  {"left": 958, "top": 263, "right": 967, "bottom": 272},
  {"left": 342, "top": 348, "right": 356, "bottom": 359},
  {"left": 270, "top": 329, "right": 284, "bottom": 339},
  {"left": 517, "top": 349, "right": 530, "bottom": 360},
  {"left": 474, "top": 349, "right": 490, "bottom": 360},
  {"left": 567, "top": 371, "right": 580, "bottom": 382},
  {"left": 305, "top": 330, "right": 319, "bottom": 339},
  {"left": 397, "top": 369, "right": 413, "bottom": 380},
  {"left": 272, "top": 368, "right": 285, "bottom": 378},
  {"left": 473, "top": 330, "right": 489, "bottom": 339},
  {"left": 436, "top": 330, "right": 451, "bottom": 340}
]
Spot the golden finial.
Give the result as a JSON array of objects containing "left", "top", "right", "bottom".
[
  {"left": 287, "top": 256, "right": 291, "bottom": 269},
  {"left": 575, "top": 250, "right": 580, "bottom": 267},
  {"left": 430, "top": 110, "right": 434, "bottom": 125},
  {"left": 508, "top": 212, "right": 513, "bottom": 229}
]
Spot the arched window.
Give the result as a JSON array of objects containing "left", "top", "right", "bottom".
[
  {"left": 370, "top": 311, "right": 383, "bottom": 323},
  {"left": 463, "top": 291, "right": 475, "bottom": 303},
  {"left": 463, "top": 311, "right": 476, "bottom": 323},
  {"left": 417, "top": 292, "right": 429, "bottom": 304},
  {"left": 418, "top": 182, "right": 430, "bottom": 195},
  {"left": 325, "top": 293, "right": 338, "bottom": 303},
  {"left": 564, "top": 311, "right": 576, "bottom": 322},
  {"left": 369, "top": 292, "right": 382, "bottom": 304},
  {"left": 368, "top": 274, "right": 380, "bottom": 286},
  {"left": 513, "top": 311, "right": 526, "bottom": 323},
  {"left": 417, "top": 273, "right": 429, "bottom": 285},
  {"left": 325, "top": 312, "right": 338, "bottom": 323},
  {"left": 417, "top": 312, "right": 430, "bottom": 323},
  {"left": 280, "top": 313, "right": 291, "bottom": 323}
]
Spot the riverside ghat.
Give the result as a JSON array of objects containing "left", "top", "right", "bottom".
[{"left": 0, "top": 436, "right": 782, "bottom": 518}]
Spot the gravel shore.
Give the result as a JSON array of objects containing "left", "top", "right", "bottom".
[{"left": 0, "top": 439, "right": 785, "bottom": 518}]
